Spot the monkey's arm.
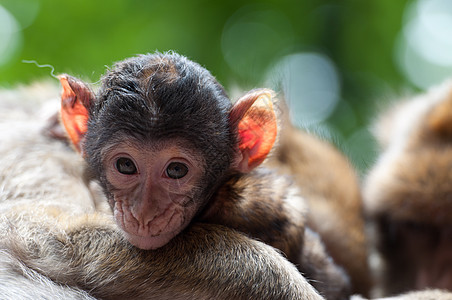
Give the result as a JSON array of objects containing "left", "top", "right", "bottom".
[{"left": 0, "top": 209, "right": 324, "bottom": 300}]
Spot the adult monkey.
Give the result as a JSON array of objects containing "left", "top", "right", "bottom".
[
  {"left": 0, "top": 83, "right": 324, "bottom": 300},
  {"left": 364, "top": 80, "right": 452, "bottom": 295},
  {"left": 58, "top": 51, "right": 350, "bottom": 299}
]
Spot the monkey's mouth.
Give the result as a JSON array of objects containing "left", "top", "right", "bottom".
[{"left": 113, "top": 201, "right": 187, "bottom": 250}]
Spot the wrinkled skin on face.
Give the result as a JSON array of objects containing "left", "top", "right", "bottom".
[{"left": 102, "top": 139, "right": 205, "bottom": 249}]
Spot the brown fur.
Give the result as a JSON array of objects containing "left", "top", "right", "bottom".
[{"left": 266, "top": 104, "right": 371, "bottom": 296}]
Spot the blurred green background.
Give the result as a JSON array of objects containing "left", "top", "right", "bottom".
[{"left": 2, "top": 0, "right": 452, "bottom": 173}]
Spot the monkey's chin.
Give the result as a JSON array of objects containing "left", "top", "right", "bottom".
[{"left": 123, "top": 230, "right": 181, "bottom": 250}]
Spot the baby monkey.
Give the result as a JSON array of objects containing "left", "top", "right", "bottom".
[
  {"left": 59, "top": 52, "right": 293, "bottom": 250},
  {"left": 59, "top": 52, "right": 350, "bottom": 299}
]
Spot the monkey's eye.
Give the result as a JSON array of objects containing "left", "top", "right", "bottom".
[
  {"left": 115, "top": 157, "right": 138, "bottom": 175},
  {"left": 166, "top": 162, "right": 188, "bottom": 179}
]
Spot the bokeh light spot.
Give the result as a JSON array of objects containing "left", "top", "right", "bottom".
[
  {"left": 268, "top": 52, "right": 341, "bottom": 126},
  {"left": 396, "top": 0, "right": 452, "bottom": 89},
  {"left": 221, "top": 7, "right": 294, "bottom": 82},
  {"left": 0, "top": 5, "right": 22, "bottom": 67}
]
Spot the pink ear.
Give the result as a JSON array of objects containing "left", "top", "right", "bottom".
[
  {"left": 229, "top": 89, "right": 277, "bottom": 172},
  {"left": 58, "top": 75, "right": 93, "bottom": 153}
]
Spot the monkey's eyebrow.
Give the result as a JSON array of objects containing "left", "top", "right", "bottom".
[
  {"left": 99, "top": 137, "right": 204, "bottom": 164},
  {"left": 163, "top": 140, "right": 206, "bottom": 164},
  {"left": 100, "top": 135, "right": 145, "bottom": 158}
]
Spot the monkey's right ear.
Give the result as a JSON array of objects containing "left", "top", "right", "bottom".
[
  {"left": 59, "top": 75, "right": 93, "bottom": 153},
  {"left": 229, "top": 89, "right": 277, "bottom": 173}
]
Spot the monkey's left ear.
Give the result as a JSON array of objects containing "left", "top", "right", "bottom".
[
  {"left": 229, "top": 89, "right": 277, "bottom": 173},
  {"left": 59, "top": 75, "right": 93, "bottom": 153}
]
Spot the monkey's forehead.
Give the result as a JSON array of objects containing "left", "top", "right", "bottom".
[{"left": 100, "top": 136, "right": 202, "bottom": 157}]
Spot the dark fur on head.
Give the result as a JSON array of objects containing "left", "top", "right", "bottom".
[{"left": 83, "top": 52, "right": 238, "bottom": 196}]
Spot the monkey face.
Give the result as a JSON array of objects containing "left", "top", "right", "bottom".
[{"left": 101, "top": 138, "right": 205, "bottom": 250}]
